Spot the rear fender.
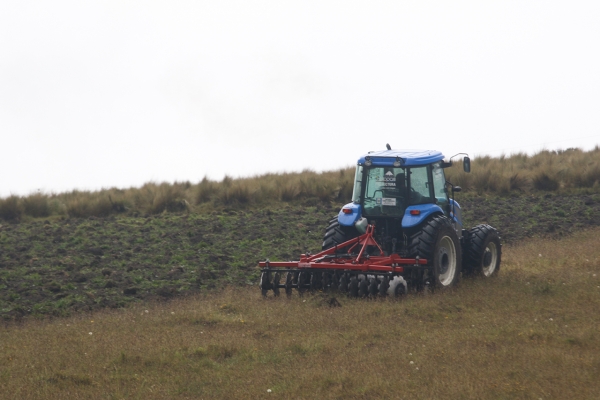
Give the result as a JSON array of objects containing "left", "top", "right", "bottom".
[
  {"left": 338, "top": 203, "right": 362, "bottom": 226},
  {"left": 401, "top": 204, "right": 444, "bottom": 229}
]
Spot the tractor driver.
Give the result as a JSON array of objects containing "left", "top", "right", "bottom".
[
  {"left": 397, "top": 172, "right": 423, "bottom": 204},
  {"left": 396, "top": 173, "right": 407, "bottom": 196}
]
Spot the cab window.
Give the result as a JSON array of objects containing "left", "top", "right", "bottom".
[{"left": 409, "top": 167, "right": 432, "bottom": 205}]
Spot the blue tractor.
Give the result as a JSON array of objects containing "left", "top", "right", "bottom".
[{"left": 259, "top": 145, "right": 501, "bottom": 297}]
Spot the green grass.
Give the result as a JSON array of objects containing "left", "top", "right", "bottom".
[{"left": 1, "top": 229, "right": 600, "bottom": 399}]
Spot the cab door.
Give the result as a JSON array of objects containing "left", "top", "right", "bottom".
[{"left": 431, "top": 162, "right": 449, "bottom": 215}]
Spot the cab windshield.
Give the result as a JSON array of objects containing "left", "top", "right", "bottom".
[{"left": 361, "top": 166, "right": 433, "bottom": 217}]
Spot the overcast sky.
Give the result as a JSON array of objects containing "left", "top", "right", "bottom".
[{"left": 1, "top": 1, "right": 599, "bottom": 197}]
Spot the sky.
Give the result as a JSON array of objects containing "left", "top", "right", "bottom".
[{"left": 1, "top": 1, "right": 599, "bottom": 197}]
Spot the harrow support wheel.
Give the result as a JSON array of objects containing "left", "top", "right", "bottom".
[{"left": 387, "top": 276, "right": 407, "bottom": 297}]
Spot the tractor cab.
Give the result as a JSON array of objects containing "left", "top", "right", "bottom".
[
  {"left": 356, "top": 163, "right": 446, "bottom": 218},
  {"left": 338, "top": 149, "right": 469, "bottom": 254}
]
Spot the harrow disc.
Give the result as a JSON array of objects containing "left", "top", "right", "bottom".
[
  {"left": 349, "top": 277, "right": 359, "bottom": 297},
  {"left": 339, "top": 274, "right": 349, "bottom": 293},
  {"left": 284, "top": 272, "right": 294, "bottom": 297},
  {"left": 358, "top": 278, "right": 369, "bottom": 297},
  {"left": 379, "top": 276, "right": 390, "bottom": 296},
  {"left": 272, "top": 272, "right": 281, "bottom": 297},
  {"left": 368, "top": 277, "right": 379, "bottom": 296},
  {"left": 260, "top": 271, "right": 272, "bottom": 297},
  {"left": 297, "top": 271, "right": 308, "bottom": 295}
]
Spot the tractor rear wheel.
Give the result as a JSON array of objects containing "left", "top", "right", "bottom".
[
  {"left": 463, "top": 225, "right": 501, "bottom": 277},
  {"left": 322, "top": 217, "right": 358, "bottom": 251},
  {"left": 409, "top": 216, "right": 462, "bottom": 289}
]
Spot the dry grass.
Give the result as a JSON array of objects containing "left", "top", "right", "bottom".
[
  {"left": 2, "top": 146, "right": 600, "bottom": 221},
  {"left": 447, "top": 147, "right": 600, "bottom": 194},
  {"left": 1, "top": 229, "right": 600, "bottom": 399}
]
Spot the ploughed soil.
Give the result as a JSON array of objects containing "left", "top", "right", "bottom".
[{"left": 1, "top": 193, "right": 599, "bottom": 319}]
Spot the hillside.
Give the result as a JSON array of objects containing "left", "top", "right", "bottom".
[{"left": 1, "top": 192, "right": 599, "bottom": 319}]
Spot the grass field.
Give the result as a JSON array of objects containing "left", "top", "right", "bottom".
[{"left": 2, "top": 229, "right": 599, "bottom": 399}]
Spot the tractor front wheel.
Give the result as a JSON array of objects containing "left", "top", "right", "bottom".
[{"left": 464, "top": 225, "right": 502, "bottom": 277}]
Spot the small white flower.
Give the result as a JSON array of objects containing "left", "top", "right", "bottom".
[
  {"left": 409, "top": 353, "right": 412, "bottom": 356},
  {"left": 145, "top": 310, "right": 149, "bottom": 313},
  {"left": 171, "top": 312, "right": 175, "bottom": 315},
  {"left": 416, "top": 367, "right": 419, "bottom": 370},
  {"left": 593, "top": 274, "right": 597, "bottom": 277},
  {"left": 89, "top": 332, "right": 93, "bottom": 335},
  {"left": 267, "top": 389, "right": 272, "bottom": 393},
  {"left": 549, "top": 318, "right": 553, "bottom": 321},
  {"left": 409, "top": 361, "right": 414, "bottom": 365},
  {"left": 303, "top": 300, "right": 306, "bottom": 302},
  {"left": 538, "top": 254, "right": 542, "bottom": 257},
  {"left": 472, "top": 325, "right": 475, "bottom": 327}
]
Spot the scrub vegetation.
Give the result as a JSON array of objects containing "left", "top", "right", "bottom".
[
  {"left": 1, "top": 230, "right": 600, "bottom": 399},
  {"left": 1, "top": 147, "right": 599, "bottom": 222}
]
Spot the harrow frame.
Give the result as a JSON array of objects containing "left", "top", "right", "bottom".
[{"left": 258, "top": 225, "right": 428, "bottom": 296}]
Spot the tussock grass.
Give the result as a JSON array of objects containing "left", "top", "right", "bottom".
[
  {"left": 2, "top": 229, "right": 600, "bottom": 399},
  {"left": 447, "top": 147, "right": 600, "bottom": 194},
  {"left": 2, "top": 147, "right": 600, "bottom": 221},
  {"left": 0, "top": 196, "right": 23, "bottom": 222}
]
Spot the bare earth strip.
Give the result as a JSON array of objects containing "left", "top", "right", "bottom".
[{"left": 1, "top": 193, "right": 599, "bottom": 319}]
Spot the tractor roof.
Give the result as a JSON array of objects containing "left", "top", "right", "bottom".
[{"left": 357, "top": 149, "right": 444, "bottom": 167}]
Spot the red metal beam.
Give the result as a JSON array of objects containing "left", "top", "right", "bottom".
[{"left": 258, "top": 225, "right": 428, "bottom": 272}]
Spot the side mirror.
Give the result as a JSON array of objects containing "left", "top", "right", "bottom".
[
  {"left": 452, "top": 186, "right": 462, "bottom": 193},
  {"left": 463, "top": 157, "right": 471, "bottom": 173}
]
